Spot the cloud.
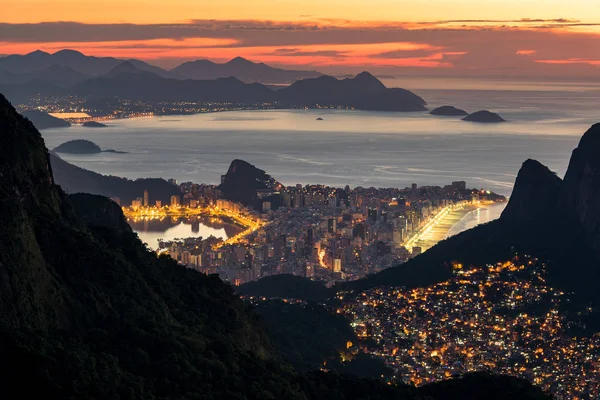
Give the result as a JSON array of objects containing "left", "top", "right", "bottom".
[{"left": 1, "top": 19, "right": 600, "bottom": 77}]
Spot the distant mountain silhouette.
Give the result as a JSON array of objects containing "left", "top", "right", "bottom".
[
  {"left": 21, "top": 110, "right": 71, "bottom": 129},
  {"left": 217, "top": 159, "right": 281, "bottom": 207},
  {"left": 102, "top": 61, "right": 148, "bottom": 77},
  {"left": 0, "top": 80, "right": 63, "bottom": 104},
  {"left": 277, "top": 72, "right": 428, "bottom": 111},
  {"left": 0, "top": 49, "right": 171, "bottom": 78},
  {"left": 463, "top": 110, "right": 506, "bottom": 123},
  {"left": 171, "top": 56, "right": 322, "bottom": 83},
  {"left": 1, "top": 53, "right": 428, "bottom": 113},
  {"left": 82, "top": 121, "right": 107, "bottom": 128},
  {"left": 0, "top": 65, "right": 90, "bottom": 87},
  {"left": 73, "top": 73, "right": 275, "bottom": 102},
  {"left": 345, "top": 123, "right": 600, "bottom": 316},
  {"left": 430, "top": 105, "right": 469, "bottom": 116},
  {"left": 53, "top": 139, "right": 102, "bottom": 154},
  {"left": 50, "top": 153, "right": 180, "bottom": 204}
]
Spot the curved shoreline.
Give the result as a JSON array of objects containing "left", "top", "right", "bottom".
[{"left": 414, "top": 202, "right": 506, "bottom": 251}]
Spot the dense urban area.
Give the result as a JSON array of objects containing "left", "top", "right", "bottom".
[
  {"left": 338, "top": 258, "right": 600, "bottom": 400},
  {"left": 122, "top": 178, "right": 504, "bottom": 286}
]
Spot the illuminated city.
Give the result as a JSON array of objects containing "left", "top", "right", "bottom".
[
  {"left": 120, "top": 180, "right": 505, "bottom": 286},
  {"left": 338, "top": 258, "right": 600, "bottom": 399}
]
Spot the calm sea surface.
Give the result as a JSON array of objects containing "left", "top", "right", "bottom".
[{"left": 42, "top": 81, "right": 599, "bottom": 197}]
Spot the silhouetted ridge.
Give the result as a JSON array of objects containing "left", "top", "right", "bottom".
[
  {"left": 218, "top": 159, "right": 280, "bottom": 207},
  {"left": 277, "top": 73, "right": 427, "bottom": 112},
  {"left": 463, "top": 110, "right": 506, "bottom": 123},
  {"left": 21, "top": 110, "right": 71, "bottom": 130},
  {"left": 49, "top": 153, "right": 180, "bottom": 204},
  {"left": 501, "top": 159, "right": 562, "bottom": 223},
  {"left": 352, "top": 71, "right": 387, "bottom": 90},
  {"left": 561, "top": 122, "right": 600, "bottom": 252},
  {"left": 430, "top": 105, "right": 469, "bottom": 116},
  {"left": 53, "top": 139, "right": 102, "bottom": 154}
]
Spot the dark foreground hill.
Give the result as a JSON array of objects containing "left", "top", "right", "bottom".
[
  {"left": 49, "top": 153, "right": 180, "bottom": 205},
  {"left": 0, "top": 93, "right": 552, "bottom": 399},
  {"left": 346, "top": 125, "right": 600, "bottom": 315},
  {"left": 240, "top": 274, "right": 331, "bottom": 302}
]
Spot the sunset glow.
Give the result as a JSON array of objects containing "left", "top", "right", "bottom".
[{"left": 1, "top": 0, "right": 599, "bottom": 76}]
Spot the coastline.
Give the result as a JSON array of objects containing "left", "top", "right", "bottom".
[{"left": 413, "top": 202, "right": 506, "bottom": 251}]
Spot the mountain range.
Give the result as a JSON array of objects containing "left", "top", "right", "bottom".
[
  {"left": 0, "top": 50, "right": 427, "bottom": 112},
  {"left": 0, "top": 50, "right": 320, "bottom": 85},
  {"left": 49, "top": 153, "right": 181, "bottom": 204},
  {"left": 0, "top": 49, "right": 171, "bottom": 79},
  {"left": 171, "top": 56, "right": 322, "bottom": 83}
]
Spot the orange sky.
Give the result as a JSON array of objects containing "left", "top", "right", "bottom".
[
  {"left": 4, "top": 0, "right": 600, "bottom": 24},
  {"left": 1, "top": 0, "right": 600, "bottom": 77}
]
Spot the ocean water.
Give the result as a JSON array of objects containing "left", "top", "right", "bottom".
[{"left": 41, "top": 81, "right": 600, "bottom": 196}]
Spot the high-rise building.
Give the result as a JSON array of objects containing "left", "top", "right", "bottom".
[
  {"left": 155, "top": 200, "right": 162, "bottom": 208},
  {"left": 368, "top": 207, "right": 378, "bottom": 223},
  {"left": 333, "top": 258, "right": 342, "bottom": 273},
  {"left": 283, "top": 193, "right": 292, "bottom": 208},
  {"left": 170, "top": 195, "right": 180, "bottom": 207},
  {"left": 143, "top": 190, "right": 149, "bottom": 207},
  {"left": 181, "top": 251, "right": 191, "bottom": 265},
  {"left": 412, "top": 246, "right": 422, "bottom": 257},
  {"left": 352, "top": 223, "right": 366, "bottom": 240},
  {"left": 305, "top": 264, "right": 314, "bottom": 278},
  {"left": 262, "top": 201, "right": 271, "bottom": 212},
  {"left": 275, "top": 234, "right": 287, "bottom": 259},
  {"left": 294, "top": 193, "right": 303, "bottom": 208},
  {"left": 328, "top": 218, "right": 337, "bottom": 234},
  {"left": 306, "top": 228, "right": 314, "bottom": 246},
  {"left": 452, "top": 181, "right": 467, "bottom": 191}
]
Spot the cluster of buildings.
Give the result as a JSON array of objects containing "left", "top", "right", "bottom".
[
  {"left": 140, "top": 180, "right": 503, "bottom": 286},
  {"left": 339, "top": 258, "right": 599, "bottom": 399},
  {"left": 19, "top": 96, "right": 276, "bottom": 120}
]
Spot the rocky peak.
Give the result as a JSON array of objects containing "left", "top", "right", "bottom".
[
  {"left": 0, "top": 95, "right": 61, "bottom": 215},
  {"left": 560, "top": 123, "right": 600, "bottom": 251},
  {"left": 218, "top": 159, "right": 279, "bottom": 207},
  {"left": 351, "top": 71, "right": 387, "bottom": 91},
  {"left": 501, "top": 159, "right": 562, "bottom": 223}
]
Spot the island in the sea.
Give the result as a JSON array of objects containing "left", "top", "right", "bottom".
[
  {"left": 54, "top": 139, "right": 102, "bottom": 154},
  {"left": 430, "top": 105, "right": 468, "bottom": 116},
  {"left": 82, "top": 121, "right": 108, "bottom": 128},
  {"left": 316, "top": 117, "right": 324, "bottom": 121},
  {"left": 462, "top": 110, "right": 506, "bottom": 123},
  {"left": 53, "top": 139, "right": 128, "bottom": 154}
]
